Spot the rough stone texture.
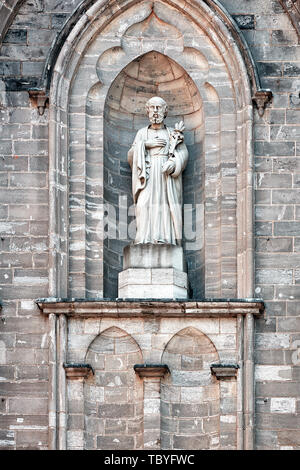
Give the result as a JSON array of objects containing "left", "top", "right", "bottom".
[{"left": 0, "top": 0, "right": 299, "bottom": 451}]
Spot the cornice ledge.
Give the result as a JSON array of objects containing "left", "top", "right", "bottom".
[
  {"left": 36, "top": 298, "right": 264, "bottom": 318},
  {"left": 134, "top": 364, "right": 170, "bottom": 379},
  {"left": 63, "top": 363, "right": 94, "bottom": 379}
]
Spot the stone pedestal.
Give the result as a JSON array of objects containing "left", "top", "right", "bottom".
[{"left": 118, "top": 244, "right": 188, "bottom": 299}]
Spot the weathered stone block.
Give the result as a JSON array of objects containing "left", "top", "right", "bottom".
[
  {"left": 203, "top": 415, "right": 220, "bottom": 433},
  {"left": 278, "top": 430, "right": 300, "bottom": 447},
  {"left": 256, "top": 269, "right": 293, "bottom": 285},
  {"left": 8, "top": 397, "right": 47, "bottom": 414},
  {"left": 97, "top": 435, "right": 134, "bottom": 450},
  {"left": 255, "top": 205, "right": 293, "bottom": 221},
  {"left": 173, "top": 434, "right": 209, "bottom": 450},
  {"left": 0, "top": 61, "right": 21, "bottom": 76},
  {"left": 16, "top": 430, "right": 48, "bottom": 447},
  {"left": 105, "top": 418, "right": 127, "bottom": 435},
  {"left": 256, "top": 238, "right": 293, "bottom": 253},
  {"left": 255, "top": 333, "right": 289, "bottom": 350},
  {"left": 255, "top": 365, "right": 292, "bottom": 382},
  {"left": 270, "top": 397, "right": 296, "bottom": 414},
  {"left": 16, "top": 365, "right": 48, "bottom": 380},
  {"left": 98, "top": 404, "right": 134, "bottom": 419}
]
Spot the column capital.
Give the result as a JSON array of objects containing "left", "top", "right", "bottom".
[
  {"left": 134, "top": 364, "right": 170, "bottom": 379},
  {"left": 210, "top": 363, "right": 239, "bottom": 379},
  {"left": 63, "top": 363, "right": 94, "bottom": 380}
]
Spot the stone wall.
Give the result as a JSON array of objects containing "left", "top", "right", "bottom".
[
  {"left": 0, "top": 0, "right": 299, "bottom": 450},
  {"left": 40, "top": 301, "right": 249, "bottom": 451}
]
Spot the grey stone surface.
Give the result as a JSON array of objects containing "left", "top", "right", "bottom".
[
  {"left": 0, "top": 0, "right": 299, "bottom": 452},
  {"left": 118, "top": 267, "right": 188, "bottom": 299},
  {"left": 123, "top": 244, "right": 186, "bottom": 271}
]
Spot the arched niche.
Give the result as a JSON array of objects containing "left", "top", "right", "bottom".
[
  {"left": 161, "top": 327, "right": 220, "bottom": 450},
  {"left": 83, "top": 327, "right": 143, "bottom": 450},
  {"left": 103, "top": 51, "right": 204, "bottom": 298},
  {"left": 49, "top": 0, "right": 254, "bottom": 301}
]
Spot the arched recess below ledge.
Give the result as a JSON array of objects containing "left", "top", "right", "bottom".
[
  {"left": 161, "top": 327, "right": 220, "bottom": 450},
  {"left": 83, "top": 327, "right": 144, "bottom": 450},
  {"left": 49, "top": 0, "right": 255, "bottom": 300}
]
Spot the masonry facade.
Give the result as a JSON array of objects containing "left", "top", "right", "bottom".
[{"left": 0, "top": 0, "right": 300, "bottom": 450}]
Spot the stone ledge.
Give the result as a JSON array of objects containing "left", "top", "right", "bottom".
[
  {"left": 37, "top": 298, "right": 264, "bottom": 317},
  {"left": 210, "top": 364, "right": 239, "bottom": 379},
  {"left": 63, "top": 363, "right": 94, "bottom": 379}
]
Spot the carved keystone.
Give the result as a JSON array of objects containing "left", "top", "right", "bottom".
[
  {"left": 252, "top": 90, "right": 272, "bottom": 117},
  {"left": 28, "top": 90, "right": 49, "bottom": 116},
  {"left": 134, "top": 364, "right": 170, "bottom": 378},
  {"left": 210, "top": 363, "right": 239, "bottom": 379},
  {"left": 63, "top": 363, "right": 94, "bottom": 379}
]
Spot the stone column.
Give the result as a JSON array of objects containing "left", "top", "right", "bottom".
[
  {"left": 143, "top": 377, "right": 161, "bottom": 449},
  {"left": 48, "top": 313, "right": 57, "bottom": 450},
  {"left": 244, "top": 313, "right": 255, "bottom": 449},
  {"left": 58, "top": 314, "right": 67, "bottom": 450},
  {"left": 63, "top": 364, "right": 93, "bottom": 450},
  {"left": 134, "top": 365, "right": 169, "bottom": 449},
  {"left": 236, "top": 314, "right": 244, "bottom": 450}
]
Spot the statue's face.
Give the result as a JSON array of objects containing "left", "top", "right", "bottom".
[{"left": 146, "top": 98, "right": 167, "bottom": 124}]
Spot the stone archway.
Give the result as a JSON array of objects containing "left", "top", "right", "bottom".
[
  {"left": 50, "top": 0, "right": 253, "bottom": 298},
  {"left": 84, "top": 327, "right": 143, "bottom": 450},
  {"left": 49, "top": 0, "right": 255, "bottom": 300},
  {"left": 161, "top": 327, "right": 220, "bottom": 450},
  {"left": 103, "top": 50, "right": 204, "bottom": 298}
]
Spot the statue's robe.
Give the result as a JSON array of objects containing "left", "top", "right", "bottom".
[{"left": 128, "top": 125, "right": 188, "bottom": 245}]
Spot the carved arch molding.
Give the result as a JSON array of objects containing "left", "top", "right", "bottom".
[
  {"left": 1, "top": 1, "right": 300, "bottom": 69},
  {"left": 48, "top": 0, "right": 256, "bottom": 300}
]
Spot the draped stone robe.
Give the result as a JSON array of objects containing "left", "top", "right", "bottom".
[{"left": 128, "top": 125, "right": 188, "bottom": 245}]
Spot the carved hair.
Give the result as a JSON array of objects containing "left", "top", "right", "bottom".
[{"left": 146, "top": 96, "right": 168, "bottom": 118}]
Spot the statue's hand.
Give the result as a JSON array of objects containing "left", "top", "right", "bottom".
[
  {"left": 162, "top": 159, "right": 176, "bottom": 175},
  {"left": 145, "top": 138, "right": 167, "bottom": 149}
]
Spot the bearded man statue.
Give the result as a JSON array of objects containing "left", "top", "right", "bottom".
[{"left": 128, "top": 96, "right": 188, "bottom": 245}]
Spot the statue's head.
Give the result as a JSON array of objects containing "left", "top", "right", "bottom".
[{"left": 146, "top": 96, "right": 168, "bottom": 124}]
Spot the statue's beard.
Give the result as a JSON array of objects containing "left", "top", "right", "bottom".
[{"left": 149, "top": 112, "right": 164, "bottom": 124}]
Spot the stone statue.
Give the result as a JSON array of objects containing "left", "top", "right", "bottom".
[{"left": 128, "top": 96, "right": 188, "bottom": 245}]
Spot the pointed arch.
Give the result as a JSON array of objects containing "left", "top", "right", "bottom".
[
  {"left": 161, "top": 326, "right": 220, "bottom": 450},
  {"left": 84, "top": 325, "right": 143, "bottom": 450},
  {"left": 162, "top": 325, "right": 219, "bottom": 359},
  {"left": 49, "top": 0, "right": 256, "bottom": 299},
  {"left": 85, "top": 325, "right": 143, "bottom": 362}
]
